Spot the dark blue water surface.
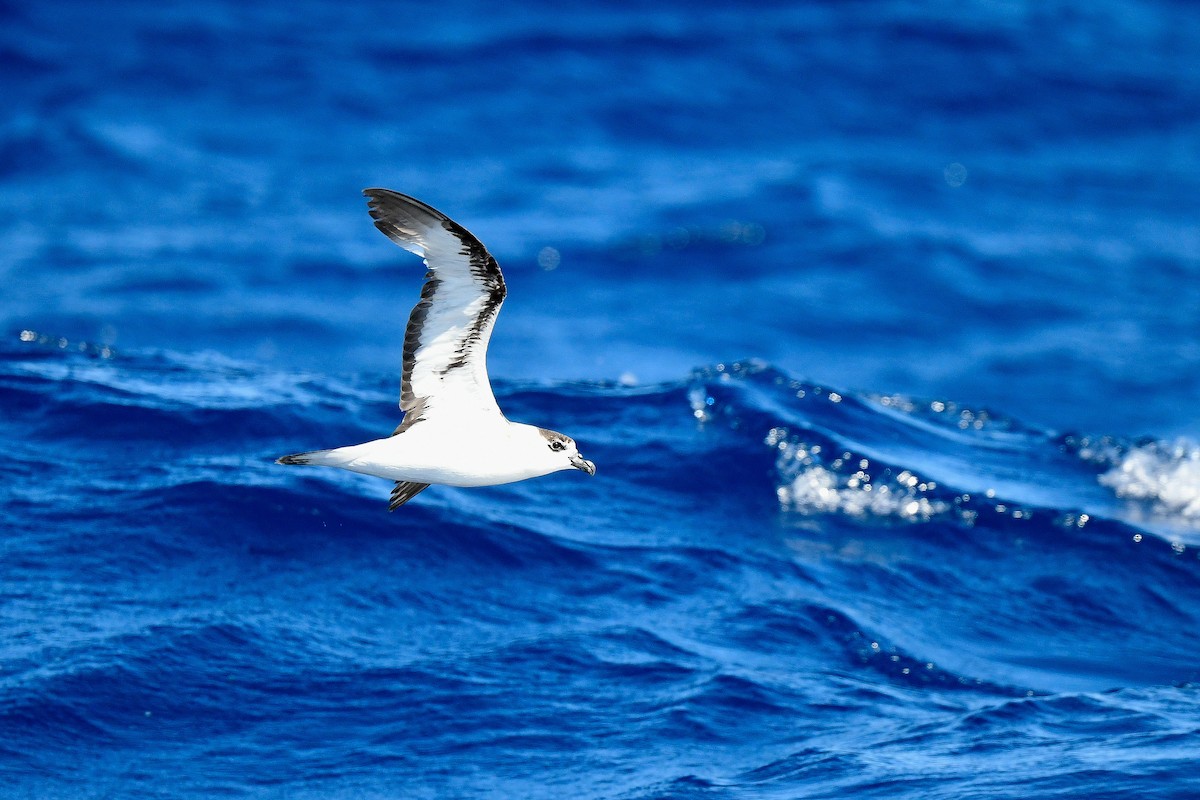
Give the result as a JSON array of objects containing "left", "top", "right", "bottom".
[{"left": 4, "top": 1, "right": 1200, "bottom": 797}]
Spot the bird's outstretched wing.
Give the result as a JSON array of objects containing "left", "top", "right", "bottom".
[
  {"left": 363, "top": 188, "right": 507, "bottom": 433},
  {"left": 389, "top": 481, "right": 430, "bottom": 511}
]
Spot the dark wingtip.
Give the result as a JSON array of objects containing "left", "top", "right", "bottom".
[
  {"left": 362, "top": 187, "right": 389, "bottom": 207},
  {"left": 360, "top": 188, "right": 455, "bottom": 251},
  {"left": 389, "top": 481, "right": 431, "bottom": 511},
  {"left": 276, "top": 453, "right": 310, "bottom": 466},
  {"left": 362, "top": 188, "right": 447, "bottom": 220}
]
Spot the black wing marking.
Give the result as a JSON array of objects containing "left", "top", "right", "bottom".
[
  {"left": 363, "top": 189, "right": 508, "bottom": 431},
  {"left": 389, "top": 481, "right": 430, "bottom": 511}
]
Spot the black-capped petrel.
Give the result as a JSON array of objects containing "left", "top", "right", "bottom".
[{"left": 276, "top": 189, "right": 596, "bottom": 510}]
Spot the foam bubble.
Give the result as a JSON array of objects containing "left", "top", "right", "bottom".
[
  {"left": 777, "top": 464, "right": 952, "bottom": 521},
  {"left": 943, "top": 162, "right": 968, "bottom": 187},
  {"left": 1098, "top": 440, "right": 1200, "bottom": 518},
  {"left": 769, "top": 430, "right": 954, "bottom": 523}
]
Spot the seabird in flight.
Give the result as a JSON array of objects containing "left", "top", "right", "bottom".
[{"left": 276, "top": 189, "right": 595, "bottom": 510}]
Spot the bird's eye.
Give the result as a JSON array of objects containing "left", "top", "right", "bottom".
[{"left": 549, "top": 441, "right": 566, "bottom": 452}]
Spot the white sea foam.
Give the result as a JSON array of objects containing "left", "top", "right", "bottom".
[
  {"left": 777, "top": 463, "right": 953, "bottom": 522},
  {"left": 1098, "top": 440, "right": 1200, "bottom": 519},
  {"left": 768, "top": 428, "right": 955, "bottom": 523}
]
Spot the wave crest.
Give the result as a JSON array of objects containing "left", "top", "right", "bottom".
[
  {"left": 767, "top": 428, "right": 957, "bottom": 523},
  {"left": 1097, "top": 439, "right": 1200, "bottom": 519}
]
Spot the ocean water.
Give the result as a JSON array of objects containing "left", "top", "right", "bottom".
[{"left": 3, "top": 1, "right": 1200, "bottom": 798}]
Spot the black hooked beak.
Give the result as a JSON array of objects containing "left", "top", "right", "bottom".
[{"left": 570, "top": 453, "right": 597, "bottom": 476}]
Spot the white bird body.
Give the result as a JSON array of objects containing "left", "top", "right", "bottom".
[
  {"left": 287, "top": 421, "right": 578, "bottom": 487},
  {"left": 276, "top": 189, "right": 595, "bottom": 510}
]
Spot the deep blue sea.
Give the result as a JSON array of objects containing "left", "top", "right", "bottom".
[{"left": 4, "top": 1, "right": 1200, "bottom": 797}]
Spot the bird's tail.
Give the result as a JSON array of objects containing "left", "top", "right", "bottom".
[{"left": 275, "top": 448, "right": 339, "bottom": 466}]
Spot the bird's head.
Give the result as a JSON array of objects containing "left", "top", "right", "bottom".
[{"left": 532, "top": 427, "right": 596, "bottom": 477}]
